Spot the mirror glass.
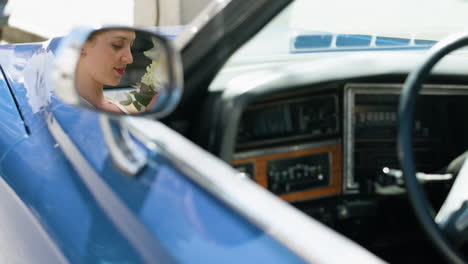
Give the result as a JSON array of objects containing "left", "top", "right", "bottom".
[{"left": 75, "top": 29, "right": 169, "bottom": 114}]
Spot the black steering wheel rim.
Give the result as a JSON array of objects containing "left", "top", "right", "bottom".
[{"left": 398, "top": 32, "right": 468, "bottom": 264}]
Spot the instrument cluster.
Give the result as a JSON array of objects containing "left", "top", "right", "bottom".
[{"left": 233, "top": 83, "right": 468, "bottom": 201}]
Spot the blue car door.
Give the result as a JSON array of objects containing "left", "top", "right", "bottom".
[
  {"left": 0, "top": 41, "right": 308, "bottom": 263},
  {"left": 0, "top": 51, "right": 69, "bottom": 263},
  {"left": 0, "top": 42, "right": 176, "bottom": 263}
]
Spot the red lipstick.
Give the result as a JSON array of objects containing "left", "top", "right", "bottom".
[{"left": 115, "top": 68, "right": 125, "bottom": 76}]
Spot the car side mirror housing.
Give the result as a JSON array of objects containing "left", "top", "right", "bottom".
[{"left": 52, "top": 26, "right": 183, "bottom": 117}]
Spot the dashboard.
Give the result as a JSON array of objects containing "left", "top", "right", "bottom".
[
  {"left": 196, "top": 52, "right": 468, "bottom": 262},
  {"left": 225, "top": 83, "right": 468, "bottom": 202}
]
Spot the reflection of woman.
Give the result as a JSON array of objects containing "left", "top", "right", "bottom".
[{"left": 76, "top": 30, "right": 138, "bottom": 114}]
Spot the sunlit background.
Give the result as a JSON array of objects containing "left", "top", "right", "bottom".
[{"left": 0, "top": 0, "right": 211, "bottom": 43}]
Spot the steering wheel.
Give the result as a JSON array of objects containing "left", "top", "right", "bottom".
[{"left": 398, "top": 32, "right": 468, "bottom": 264}]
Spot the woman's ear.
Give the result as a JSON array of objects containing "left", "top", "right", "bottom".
[{"left": 81, "top": 42, "right": 91, "bottom": 56}]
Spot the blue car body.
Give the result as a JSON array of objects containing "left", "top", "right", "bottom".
[{"left": 0, "top": 39, "right": 307, "bottom": 263}]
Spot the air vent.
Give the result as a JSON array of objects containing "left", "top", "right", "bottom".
[
  {"left": 291, "top": 31, "right": 435, "bottom": 53},
  {"left": 375, "top": 36, "right": 410, "bottom": 46},
  {"left": 336, "top": 34, "right": 372, "bottom": 47},
  {"left": 294, "top": 34, "right": 332, "bottom": 49}
]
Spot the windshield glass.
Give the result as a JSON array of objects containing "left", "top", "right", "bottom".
[{"left": 223, "top": 0, "right": 468, "bottom": 63}]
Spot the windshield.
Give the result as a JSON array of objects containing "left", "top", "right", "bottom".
[{"left": 221, "top": 0, "right": 468, "bottom": 63}]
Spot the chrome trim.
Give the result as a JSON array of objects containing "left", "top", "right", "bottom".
[
  {"left": 174, "top": 0, "right": 232, "bottom": 50},
  {"left": 46, "top": 113, "right": 173, "bottom": 264},
  {"left": 232, "top": 161, "right": 256, "bottom": 181},
  {"left": 52, "top": 26, "right": 94, "bottom": 106},
  {"left": 123, "top": 117, "right": 384, "bottom": 264},
  {"left": 234, "top": 139, "right": 340, "bottom": 160},
  {"left": 327, "top": 152, "right": 333, "bottom": 187},
  {"left": 346, "top": 83, "right": 468, "bottom": 95},
  {"left": 161, "top": 40, "right": 184, "bottom": 118},
  {"left": 343, "top": 86, "right": 359, "bottom": 193},
  {"left": 343, "top": 83, "right": 468, "bottom": 194},
  {"left": 100, "top": 116, "right": 147, "bottom": 176}
]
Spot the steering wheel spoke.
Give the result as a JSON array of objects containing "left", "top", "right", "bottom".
[
  {"left": 437, "top": 156, "right": 468, "bottom": 228},
  {"left": 442, "top": 201, "right": 468, "bottom": 247}
]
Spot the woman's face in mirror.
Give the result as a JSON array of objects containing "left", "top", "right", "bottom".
[{"left": 81, "top": 30, "right": 136, "bottom": 86}]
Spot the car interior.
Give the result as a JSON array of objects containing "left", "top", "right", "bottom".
[
  {"left": 163, "top": 47, "right": 468, "bottom": 262},
  {"left": 6, "top": 0, "right": 468, "bottom": 263},
  {"left": 197, "top": 62, "right": 468, "bottom": 261},
  {"left": 154, "top": 2, "right": 468, "bottom": 263}
]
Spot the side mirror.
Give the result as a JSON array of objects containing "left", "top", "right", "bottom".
[{"left": 52, "top": 26, "right": 183, "bottom": 117}]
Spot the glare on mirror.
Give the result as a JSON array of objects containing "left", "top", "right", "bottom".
[{"left": 75, "top": 29, "right": 169, "bottom": 114}]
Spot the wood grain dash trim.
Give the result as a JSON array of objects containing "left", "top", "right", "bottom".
[{"left": 233, "top": 144, "right": 342, "bottom": 202}]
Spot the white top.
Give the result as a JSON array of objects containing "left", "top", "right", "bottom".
[
  {"left": 80, "top": 96, "right": 131, "bottom": 114},
  {"left": 106, "top": 97, "right": 130, "bottom": 114}
]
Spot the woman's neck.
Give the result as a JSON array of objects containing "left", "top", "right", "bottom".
[{"left": 76, "top": 66, "right": 105, "bottom": 106}]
